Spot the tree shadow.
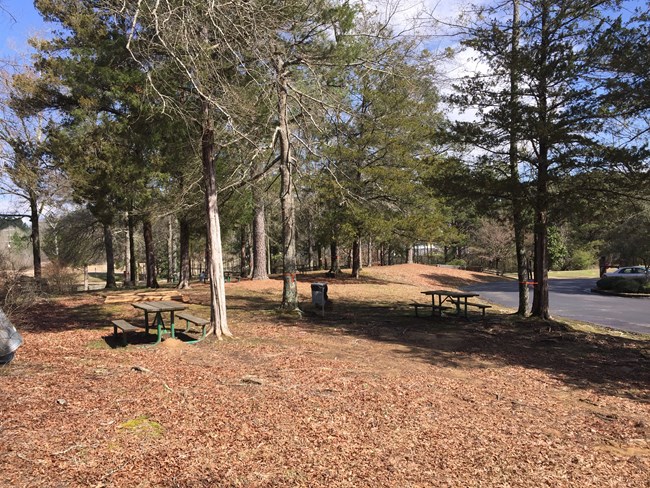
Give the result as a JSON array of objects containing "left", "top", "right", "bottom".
[
  {"left": 14, "top": 286, "right": 649, "bottom": 403},
  {"left": 229, "top": 292, "right": 649, "bottom": 403}
]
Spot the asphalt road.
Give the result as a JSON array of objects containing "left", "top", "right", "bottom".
[{"left": 465, "top": 278, "right": 650, "bottom": 335}]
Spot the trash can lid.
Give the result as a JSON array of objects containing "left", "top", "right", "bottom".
[{"left": 0, "top": 309, "right": 23, "bottom": 357}]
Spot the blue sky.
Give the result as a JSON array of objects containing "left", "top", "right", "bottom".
[{"left": 1, "top": 0, "right": 49, "bottom": 61}]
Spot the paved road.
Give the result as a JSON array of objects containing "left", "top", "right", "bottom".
[{"left": 466, "top": 278, "right": 650, "bottom": 335}]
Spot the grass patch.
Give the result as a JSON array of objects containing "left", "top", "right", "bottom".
[{"left": 119, "top": 416, "right": 164, "bottom": 438}]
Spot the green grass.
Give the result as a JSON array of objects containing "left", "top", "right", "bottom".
[
  {"left": 504, "top": 268, "right": 599, "bottom": 279},
  {"left": 548, "top": 268, "right": 600, "bottom": 279}
]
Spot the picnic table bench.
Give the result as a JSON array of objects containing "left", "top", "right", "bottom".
[
  {"left": 175, "top": 311, "right": 210, "bottom": 343},
  {"left": 464, "top": 302, "right": 492, "bottom": 318},
  {"left": 411, "top": 303, "right": 452, "bottom": 318},
  {"left": 112, "top": 319, "right": 139, "bottom": 346},
  {"left": 223, "top": 271, "right": 240, "bottom": 283}
]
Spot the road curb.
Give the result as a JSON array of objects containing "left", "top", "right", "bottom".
[{"left": 591, "top": 288, "right": 650, "bottom": 298}]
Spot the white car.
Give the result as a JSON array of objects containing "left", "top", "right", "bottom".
[{"left": 603, "top": 266, "right": 649, "bottom": 278}]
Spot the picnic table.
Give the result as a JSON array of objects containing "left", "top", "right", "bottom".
[
  {"left": 131, "top": 300, "right": 188, "bottom": 344},
  {"left": 419, "top": 290, "right": 489, "bottom": 319}
]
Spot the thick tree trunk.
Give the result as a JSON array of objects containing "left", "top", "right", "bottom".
[
  {"left": 531, "top": 2, "right": 551, "bottom": 319},
  {"left": 29, "top": 194, "right": 42, "bottom": 281},
  {"left": 276, "top": 55, "right": 298, "bottom": 310},
  {"left": 406, "top": 246, "right": 414, "bottom": 264},
  {"left": 239, "top": 226, "right": 247, "bottom": 277},
  {"left": 251, "top": 185, "right": 268, "bottom": 280},
  {"left": 128, "top": 213, "right": 137, "bottom": 286},
  {"left": 143, "top": 217, "right": 159, "bottom": 289},
  {"left": 167, "top": 216, "right": 174, "bottom": 283},
  {"left": 367, "top": 239, "right": 372, "bottom": 267},
  {"left": 201, "top": 99, "right": 231, "bottom": 337},
  {"left": 124, "top": 215, "right": 131, "bottom": 286},
  {"left": 307, "top": 220, "right": 314, "bottom": 270},
  {"left": 352, "top": 238, "right": 361, "bottom": 278},
  {"left": 103, "top": 222, "right": 117, "bottom": 289},
  {"left": 177, "top": 216, "right": 191, "bottom": 289},
  {"left": 509, "top": 0, "right": 529, "bottom": 316},
  {"left": 329, "top": 240, "right": 341, "bottom": 275}
]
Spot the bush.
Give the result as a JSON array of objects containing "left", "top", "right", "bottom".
[
  {"left": 597, "top": 276, "right": 645, "bottom": 293},
  {"left": 42, "top": 263, "right": 78, "bottom": 294},
  {"left": 446, "top": 259, "right": 467, "bottom": 267},
  {"left": 0, "top": 251, "right": 40, "bottom": 321},
  {"left": 565, "top": 249, "right": 595, "bottom": 271},
  {"left": 613, "top": 279, "right": 643, "bottom": 293}
]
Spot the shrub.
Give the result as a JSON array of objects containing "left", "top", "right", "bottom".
[
  {"left": 613, "top": 279, "right": 643, "bottom": 293},
  {"left": 446, "top": 259, "right": 467, "bottom": 267},
  {"left": 0, "top": 251, "right": 40, "bottom": 321},
  {"left": 42, "top": 263, "right": 78, "bottom": 295},
  {"left": 596, "top": 277, "right": 618, "bottom": 290},
  {"left": 566, "top": 249, "right": 595, "bottom": 271},
  {"left": 596, "top": 276, "right": 645, "bottom": 293}
]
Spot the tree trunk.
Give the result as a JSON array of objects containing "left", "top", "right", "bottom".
[
  {"left": 124, "top": 215, "right": 131, "bottom": 286},
  {"left": 251, "top": 184, "right": 268, "bottom": 280},
  {"left": 406, "top": 246, "right": 414, "bottom": 264},
  {"left": 103, "top": 222, "right": 117, "bottom": 289},
  {"left": 83, "top": 264, "right": 89, "bottom": 291},
  {"left": 366, "top": 239, "right": 372, "bottom": 268},
  {"left": 167, "top": 216, "right": 174, "bottom": 283},
  {"left": 239, "top": 226, "right": 247, "bottom": 277},
  {"left": 329, "top": 240, "right": 341, "bottom": 275},
  {"left": 352, "top": 238, "right": 361, "bottom": 278},
  {"left": 276, "top": 55, "right": 298, "bottom": 310},
  {"left": 143, "top": 217, "right": 159, "bottom": 289},
  {"left": 307, "top": 219, "right": 314, "bottom": 270},
  {"left": 201, "top": 99, "right": 231, "bottom": 337},
  {"left": 128, "top": 212, "right": 137, "bottom": 286},
  {"left": 531, "top": 2, "right": 551, "bottom": 319},
  {"left": 29, "top": 193, "right": 42, "bottom": 281},
  {"left": 509, "top": 0, "right": 530, "bottom": 316},
  {"left": 177, "top": 216, "right": 191, "bottom": 289}
]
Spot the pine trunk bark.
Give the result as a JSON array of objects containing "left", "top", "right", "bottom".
[
  {"left": 177, "top": 216, "right": 191, "bottom": 289},
  {"left": 201, "top": 99, "right": 231, "bottom": 337},
  {"left": 103, "top": 223, "right": 117, "bottom": 289},
  {"left": 531, "top": 2, "right": 551, "bottom": 319},
  {"left": 167, "top": 216, "right": 174, "bottom": 283},
  {"left": 239, "top": 226, "right": 247, "bottom": 277},
  {"left": 128, "top": 213, "right": 137, "bottom": 286},
  {"left": 352, "top": 238, "right": 361, "bottom": 278},
  {"left": 29, "top": 193, "right": 42, "bottom": 281},
  {"left": 509, "top": 0, "right": 530, "bottom": 316},
  {"left": 251, "top": 182, "right": 268, "bottom": 280},
  {"left": 124, "top": 214, "right": 131, "bottom": 286},
  {"left": 275, "top": 55, "right": 298, "bottom": 310},
  {"left": 329, "top": 240, "right": 341, "bottom": 275},
  {"left": 143, "top": 218, "right": 158, "bottom": 288}
]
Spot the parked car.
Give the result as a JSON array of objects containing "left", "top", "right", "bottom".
[{"left": 603, "top": 266, "right": 649, "bottom": 278}]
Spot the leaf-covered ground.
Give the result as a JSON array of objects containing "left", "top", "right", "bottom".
[{"left": 1, "top": 264, "right": 648, "bottom": 487}]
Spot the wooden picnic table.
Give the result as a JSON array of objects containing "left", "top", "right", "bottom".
[
  {"left": 131, "top": 300, "right": 188, "bottom": 344},
  {"left": 421, "top": 290, "right": 480, "bottom": 319}
]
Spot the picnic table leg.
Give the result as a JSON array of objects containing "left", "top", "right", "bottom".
[
  {"left": 170, "top": 311, "right": 176, "bottom": 339},
  {"left": 152, "top": 312, "right": 164, "bottom": 345},
  {"left": 144, "top": 311, "right": 150, "bottom": 334}
]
